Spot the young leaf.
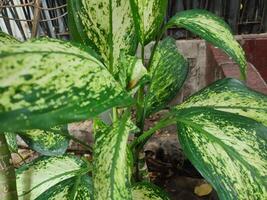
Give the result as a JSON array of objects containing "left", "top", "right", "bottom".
[
  {"left": 35, "top": 175, "right": 93, "bottom": 200},
  {"left": 18, "top": 126, "right": 69, "bottom": 156},
  {"left": 0, "top": 38, "right": 133, "bottom": 132},
  {"left": 145, "top": 37, "right": 188, "bottom": 115},
  {"left": 0, "top": 31, "right": 20, "bottom": 45},
  {"left": 68, "top": 0, "right": 137, "bottom": 72},
  {"left": 93, "top": 112, "right": 132, "bottom": 200},
  {"left": 177, "top": 78, "right": 267, "bottom": 126},
  {"left": 16, "top": 155, "right": 90, "bottom": 200},
  {"left": 4, "top": 132, "right": 18, "bottom": 153},
  {"left": 129, "top": 0, "right": 167, "bottom": 45},
  {"left": 132, "top": 182, "right": 170, "bottom": 200},
  {"left": 172, "top": 107, "right": 267, "bottom": 200},
  {"left": 115, "top": 53, "right": 148, "bottom": 90},
  {"left": 166, "top": 9, "right": 247, "bottom": 79}
]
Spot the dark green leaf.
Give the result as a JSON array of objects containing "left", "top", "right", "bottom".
[
  {"left": 93, "top": 112, "right": 132, "bottom": 200},
  {"left": 145, "top": 37, "right": 188, "bottom": 115},
  {"left": 129, "top": 0, "right": 167, "bottom": 45},
  {"left": 68, "top": 0, "right": 137, "bottom": 72},
  {"left": 16, "top": 155, "right": 90, "bottom": 199},
  {"left": 0, "top": 38, "right": 133, "bottom": 132},
  {"left": 132, "top": 182, "right": 170, "bottom": 200},
  {"left": 166, "top": 9, "right": 247, "bottom": 79},
  {"left": 18, "top": 126, "right": 69, "bottom": 156}
]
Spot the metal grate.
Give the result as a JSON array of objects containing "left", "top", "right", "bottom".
[{"left": 0, "top": 0, "right": 68, "bottom": 40}]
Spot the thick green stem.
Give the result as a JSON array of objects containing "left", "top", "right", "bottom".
[{"left": 0, "top": 134, "right": 18, "bottom": 200}]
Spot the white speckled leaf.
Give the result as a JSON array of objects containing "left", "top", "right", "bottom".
[
  {"left": 145, "top": 37, "right": 188, "bottom": 115},
  {"left": 0, "top": 31, "right": 20, "bottom": 45},
  {"left": 129, "top": 0, "right": 167, "bottom": 45},
  {"left": 172, "top": 108, "right": 267, "bottom": 199},
  {"left": 166, "top": 9, "right": 247, "bottom": 79},
  {"left": 68, "top": 0, "right": 137, "bottom": 73},
  {"left": 177, "top": 78, "right": 267, "bottom": 126},
  {"left": 36, "top": 175, "right": 93, "bottom": 200},
  {"left": 16, "top": 155, "right": 90, "bottom": 200},
  {"left": 18, "top": 126, "right": 69, "bottom": 156},
  {"left": 93, "top": 112, "right": 132, "bottom": 200},
  {"left": 132, "top": 182, "right": 170, "bottom": 200},
  {"left": 0, "top": 38, "right": 133, "bottom": 132}
]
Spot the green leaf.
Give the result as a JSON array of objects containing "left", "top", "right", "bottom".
[
  {"left": 172, "top": 107, "right": 267, "bottom": 200},
  {"left": 18, "top": 126, "right": 69, "bottom": 156},
  {"left": 0, "top": 38, "right": 133, "bottom": 132},
  {"left": 5, "top": 132, "right": 18, "bottom": 153},
  {"left": 129, "top": 0, "right": 167, "bottom": 45},
  {"left": 16, "top": 155, "right": 90, "bottom": 200},
  {"left": 132, "top": 182, "right": 170, "bottom": 200},
  {"left": 93, "top": 112, "right": 132, "bottom": 200},
  {"left": 36, "top": 175, "right": 93, "bottom": 200},
  {"left": 166, "top": 9, "right": 247, "bottom": 79},
  {"left": 68, "top": 0, "right": 137, "bottom": 72},
  {"left": 177, "top": 78, "right": 267, "bottom": 126},
  {"left": 0, "top": 31, "right": 20, "bottom": 45},
  {"left": 115, "top": 53, "right": 148, "bottom": 90},
  {"left": 145, "top": 37, "right": 188, "bottom": 115}
]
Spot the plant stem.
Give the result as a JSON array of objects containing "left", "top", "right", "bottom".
[
  {"left": 131, "top": 117, "right": 176, "bottom": 151},
  {"left": 0, "top": 134, "right": 18, "bottom": 200}
]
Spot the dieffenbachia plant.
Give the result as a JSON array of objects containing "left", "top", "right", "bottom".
[{"left": 0, "top": 0, "right": 266, "bottom": 199}]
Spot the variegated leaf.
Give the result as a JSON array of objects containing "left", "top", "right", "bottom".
[
  {"left": 166, "top": 9, "right": 247, "bottom": 79},
  {"left": 16, "top": 155, "right": 90, "bottom": 200},
  {"left": 93, "top": 112, "right": 132, "bottom": 200},
  {"left": 177, "top": 78, "right": 267, "bottom": 126},
  {"left": 36, "top": 175, "right": 93, "bottom": 200},
  {"left": 0, "top": 31, "right": 20, "bottom": 45},
  {"left": 0, "top": 38, "right": 133, "bottom": 132},
  {"left": 132, "top": 182, "right": 170, "bottom": 200},
  {"left": 68, "top": 0, "right": 137, "bottom": 73},
  {"left": 145, "top": 37, "right": 188, "bottom": 115},
  {"left": 172, "top": 107, "right": 267, "bottom": 200},
  {"left": 5, "top": 132, "right": 18, "bottom": 153},
  {"left": 18, "top": 126, "right": 69, "bottom": 156},
  {"left": 129, "top": 0, "right": 167, "bottom": 45},
  {"left": 115, "top": 53, "right": 148, "bottom": 90}
]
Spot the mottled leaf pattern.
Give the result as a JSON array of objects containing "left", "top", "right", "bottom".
[
  {"left": 145, "top": 37, "right": 188, "bottom": 115},
  {"left": 173, "top": 107, "right": 267, "bottom": 200},
  {"left": 16, "top": 155, "right": 90, "bottom": 200},
  {"left": 177, "top": 78, "right": 267, "bottom": 126},
  {"left": 0, "top": 31, "right": 20, "bottom": 45},
  {"left": 0, "top": 38, "right": 133, "bottom": 132},
  {"left": 68, "top": 0, "right": 137, "bottom": 72},
  {"left": 18, "top": 126, "right": 69, "bottom": 156},
  {"left": 93, "top": 112, "right": 132, "bottom": 200},
  {"left": 36, "top": 176, "right": 93, "bottom": 200},
  {"left": 132, "top": 182, "right": 170, "bottom": 200},
  {"left": 129, "top": 0, "right": 167, "bottom": 45},
  {"left": 115, "top": 53, "right": 148, "bottom": 90},
  {"left": 5, "top": 132, "right": 18, "bottom": 153},
  {"left": 166, "top": 9, "right": 247, "bottom": 79}
]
